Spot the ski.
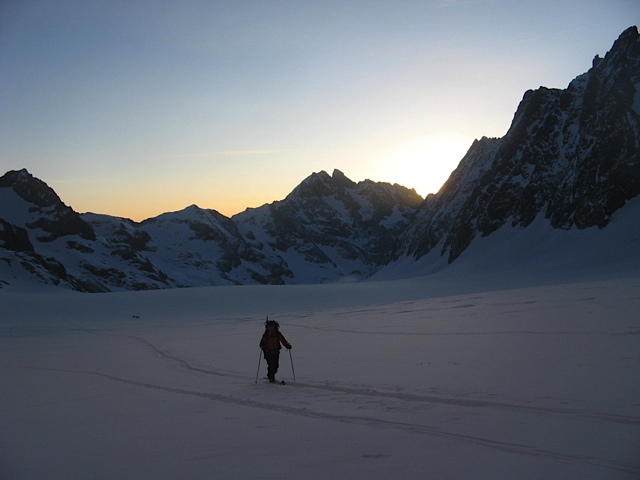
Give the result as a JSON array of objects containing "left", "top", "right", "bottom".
[{"left": 264, "top": 377, "right": 286, "bottom": 385}]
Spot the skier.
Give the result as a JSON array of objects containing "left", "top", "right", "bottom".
[{"left": 259, "top": 319, "right": 292, "bottom": 383}]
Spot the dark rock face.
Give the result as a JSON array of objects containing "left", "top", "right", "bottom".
[
  {"left": 0, "top": 169, "right": 62, "bottom": 208},
  {"left": 233, "top": 169, "right": 423, "bottom": 283},
  {"left": 401, "top": 26, "right": 640, "bottom": 263},
  {"left": 0, "top": 169, "right": 96, "bottom": 242},
  {"left": 0, "top": 219, "right": 34, "bottom": 253}
]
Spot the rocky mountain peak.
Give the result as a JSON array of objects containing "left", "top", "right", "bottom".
[
  {"left": 400, "top": 25, "right": 640, "bottom": 264},
  {"left": 332, "top": 168, "right": 357, "bottom": 188},
  {"left": 0, "top": 169, "right": 96, "bottom": 243},
  {"left": 0, "top": 168, "right": 63, "bottom": 208}
]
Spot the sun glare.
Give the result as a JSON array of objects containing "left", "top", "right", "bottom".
[{"left": 385, "top": 132, "right": 471, "bottom": 197}]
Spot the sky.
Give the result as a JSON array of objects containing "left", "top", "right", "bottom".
[{"left": 1, "top": 1, "right": 638, "bottom": 221}]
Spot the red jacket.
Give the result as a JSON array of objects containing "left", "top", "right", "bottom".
[{"left": 260, "top": 330, "right": 290, "bottom": 352}]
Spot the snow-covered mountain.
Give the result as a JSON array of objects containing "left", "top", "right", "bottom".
[
  {"left": 233, "top": 169, "right": 422, "bottom": 284},
  {"left": 399, "top": 26, "right": 640, "bottom": 264},
  {"left": 0, "top": 168, "right": 422, "bottom": 291},
  {"left": 1, "top": 26, "right": 639, "bottom": 292}
]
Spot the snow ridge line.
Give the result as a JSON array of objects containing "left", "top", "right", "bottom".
[
  {"left": 22, "top": 365, "right": 640, "bottom": 475},
  {"left": 124, "top": 333, "right": 640, "bottom": 427}
]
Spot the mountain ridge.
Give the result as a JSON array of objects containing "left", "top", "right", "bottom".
[
  {"left": 398, "top": 25, "right": 640, "bottom": 264},
  {"left": 0, "top": 167, "right": 424, "bottom": 290},
  {"left": 1, "top": 26, "right": 639, "bottom": 292}
]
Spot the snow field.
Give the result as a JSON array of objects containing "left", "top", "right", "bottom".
[{"left": 1, "top": 275, "right": 639, "bottom": 479}]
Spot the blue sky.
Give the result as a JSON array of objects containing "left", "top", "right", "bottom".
[{"left": 1, "top": 0, "right": 638, "bottom": 220}]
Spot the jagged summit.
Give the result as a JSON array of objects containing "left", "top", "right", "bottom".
[
  {"left": 232, "top": 169, "right": 423, "bottom": 284},
  {"left": 0, "top": 169, "right": 95, "bottom": 243},
  {"left": 601, "top": 25, "right": 639, "bottom": 65},
  {"left": 400, "top": 25, "right": 640, "bottom": 263},
  {"left": 0, "top": 168, "right": 64, "bottom": 208},
  {"left": 331, "top": 168, "right": 357, "bottom": 188}
]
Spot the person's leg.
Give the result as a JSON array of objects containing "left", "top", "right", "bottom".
[
  {"left": 272, "top": 352, "right": 280, "bottom": 379},
  {"left": 265, "top": 351, "right": 280, "bottom": 381}
]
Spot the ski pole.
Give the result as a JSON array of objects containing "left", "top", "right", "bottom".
[
  {"left": 254, "top": 349, "right": 262, "bottom": 384},
  {"left": 288, "top": 348, "right": 296, "bottom": 382}
]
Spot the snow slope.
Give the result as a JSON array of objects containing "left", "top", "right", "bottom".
[
  {"left": 1, "top": 268, "right": 639, "bottom": 479},
  {"left": 378, "top": 195, "right": 640, "bottom": 284}
]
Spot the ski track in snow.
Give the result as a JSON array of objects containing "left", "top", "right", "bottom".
[{"left": 21, "top": 328, "right": 640, "bottom": 476}]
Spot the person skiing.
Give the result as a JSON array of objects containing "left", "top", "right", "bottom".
[{"left": 259, "top": 318, "right": 291, "bottom": 383}]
